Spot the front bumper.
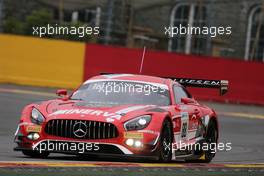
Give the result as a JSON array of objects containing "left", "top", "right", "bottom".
[
  {"left": 14, "top": 122, "right": 160, "bottom": 158},
  {"left": 14, "top": 139, "right": 159, "bottom": 160}
]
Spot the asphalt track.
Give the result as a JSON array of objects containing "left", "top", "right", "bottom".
[{"left": 0, "top": 84, "right": 263, "bottom": 175}]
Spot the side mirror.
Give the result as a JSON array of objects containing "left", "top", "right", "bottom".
[
  {"left": 181, "top": 97, "right": 196, "bottom": 104},
  {"left": 56, "top": 89, "right": 68, "bottom": 97}
]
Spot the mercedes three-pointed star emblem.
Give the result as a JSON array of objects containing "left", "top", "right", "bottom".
[{"left": 73, "top": 121, "right": 87, "bottom": 138}]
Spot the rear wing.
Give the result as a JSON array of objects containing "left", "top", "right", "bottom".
[{"left": 167, "top": 77, "right": 229, "bottom": 96}]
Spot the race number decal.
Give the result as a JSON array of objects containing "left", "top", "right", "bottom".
[{"left": 180, "top": 112, "right": 189, "bottom": 140}]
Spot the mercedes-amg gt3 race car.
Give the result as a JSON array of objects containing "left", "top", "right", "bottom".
[{"left": 14, "top": 74, "right": 228, "bottom": 162}]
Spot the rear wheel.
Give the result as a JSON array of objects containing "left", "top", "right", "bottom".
[
  {"left": 157, "top": 119, "right": 172, "bottom": 162},
  {"left": 203, "top": 120, "right": 218, "bottom": 163},
  {"left": 22, "top": 150, "right": 49, "bottom": 158}
]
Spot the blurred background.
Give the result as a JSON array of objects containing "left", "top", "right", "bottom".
[{"left": 0, "top": 0, "right": 264, "bottom": 61}]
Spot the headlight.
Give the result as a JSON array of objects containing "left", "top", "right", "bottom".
[
  {"left": 124, "top": 115, "right": 151, "bottom": 131},
  {"left": 31, "top": 108, "right": 45, "bottom": 125}
]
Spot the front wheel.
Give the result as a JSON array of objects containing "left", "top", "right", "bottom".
[{"left": 157, "top": 119, "right": 172, "bottom": 162}]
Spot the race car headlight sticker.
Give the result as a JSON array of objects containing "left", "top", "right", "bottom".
[
  {"left": 124, "top": 115, "right": 151, "bottom": 131},
  {"left": 31, "top": 108, "right": 45, "bottom": 125}
]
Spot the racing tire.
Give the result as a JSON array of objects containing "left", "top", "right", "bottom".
[
  {"left": 157, "top": 119, "right": 172, "bottom": 162},
  {"left": 22, "top": 150, "right": 50, "bottom": 158},
  {"left": 203, "top": 120, "right": 218, "bottom": 163}
]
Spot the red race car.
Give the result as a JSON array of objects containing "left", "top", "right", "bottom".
[{"left": 14, "top": 74, "right": 228, "bottom": 162}]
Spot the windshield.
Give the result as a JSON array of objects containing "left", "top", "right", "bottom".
[{"left": 71, "top": 80, "right": 170, "bottom": 106}]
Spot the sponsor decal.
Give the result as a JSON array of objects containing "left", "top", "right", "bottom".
[
  {"left": 124, "top": 132, "right": 143, "bottom": 139},
  {"left": 169, "top": 78, "right": 221, "bottom": 87},
  {"left": 180, "top": 112, "right": 189, "bottom": 141},
  {"left": 175, "top": 79, "right": 221, "bottom": 86},
  {"left": 49, "top": 109, "right": 122, "bottom": 122},
  {"left": 190, "top": 121, "right": 198, "bottom": 130},
  {"left": 14, "top": 122, "right": 33, "bottom": 135},
  {"left": 190, "top": 114, "right": 198, "bottom": 130},
  {"left": 138, "top": 130, "right": 160, "bottom": 135},
  {"left": 102, "top": 74, "right": 133, "bottom": 79},
  {"left": 26, "top": 125, "right": 42, "bottom": 133}
]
